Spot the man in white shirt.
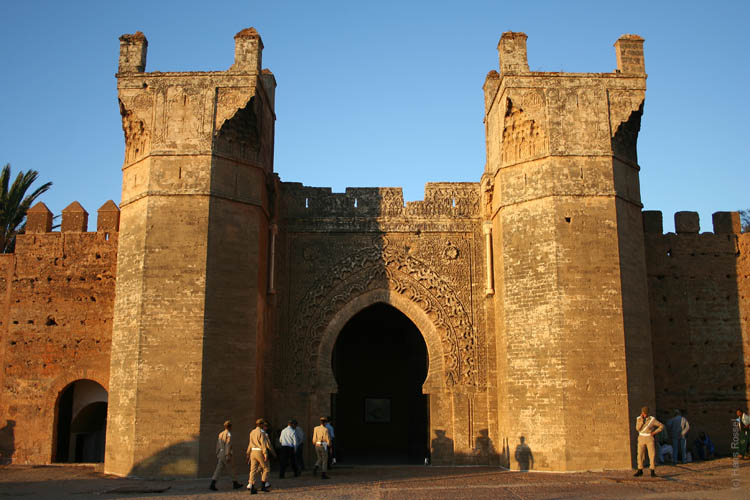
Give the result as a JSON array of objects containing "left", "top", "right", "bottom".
[
  {"left": 278, "top": 420, "right": 300, "bottom": 478},
  {"left": 634, "top": 406, "right": 664, "bottom": 477}
]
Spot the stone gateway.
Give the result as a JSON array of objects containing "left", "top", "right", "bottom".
[{"left": 0, "top": 28, "right": 748, "bottom": 477}]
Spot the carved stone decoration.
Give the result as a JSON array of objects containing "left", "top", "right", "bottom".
[
  {"left": 119, "top": 98, "right": 151, "bottom": 164},
  {"left": 501, "top": 98, "right": 546, "bottom": 165},
  {"left": 281, "top": 237, "right": 481, "bottom": 391},
  {"left": 444, "top": 243, "right": 459, "bottom": 260},
  {"left": 165, "top": 87, "right": 205, "bottom": 144}
]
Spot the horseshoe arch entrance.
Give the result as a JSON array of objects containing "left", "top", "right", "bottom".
[{"left": 315, "top": 290, "right": 446, "bottom": 464}]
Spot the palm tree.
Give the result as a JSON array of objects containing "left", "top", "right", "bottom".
[{"left": 0, "top": 163, "right": 52, "bottom": 253}]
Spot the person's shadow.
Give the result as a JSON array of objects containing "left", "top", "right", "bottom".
[
  {"left": 474, "top": 429, "right": 496, "bottom": 460},
  {"left": 431, "top": 430, "right": 454, "bottom": 463},
  {"left": 0, "top": 420, "right": 16, "bottom": 464},
  {"left": 514, "top": 436, "right": 533, "bottom": 471}
]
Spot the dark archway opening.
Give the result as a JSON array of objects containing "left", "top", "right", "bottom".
[
  {"left": 332, "top": 302, "right": 429, "bottom": 464},
  {"left": 53, "top": 380, "right": 107, "bottom": 463}
]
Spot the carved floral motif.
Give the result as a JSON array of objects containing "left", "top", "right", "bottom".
[
  {"left": 501, "top": 98, "right": 547, "bottom": 165},
  {"left": 281, "top": 238, "right": 481, "bottom": 390}
]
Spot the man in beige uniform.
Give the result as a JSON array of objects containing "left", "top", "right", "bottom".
[
  {"left": 312, "top": 417, "right": 331, "bottom": 479},
  {"left": 209, "top": 420, "right": 242, "bottom": 490},
  {"left": 634, "top": 406, "right": 664, "bottom": 477},
  {"left": 246, "top": 419, "right": 276, "bottom": 494}
]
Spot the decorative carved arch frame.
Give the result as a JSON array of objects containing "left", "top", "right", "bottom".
[
  {"left": 281, "top": 239, "right": 483, "bottom": 393},
  {"left": 315, "top": 289, "right": 444, "bottom": 393}
]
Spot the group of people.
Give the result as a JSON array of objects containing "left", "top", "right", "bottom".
[
  {"left": 634, "top": 405, "right": 750, "bottom": 477},
  {"left": 209, "top": 416, "right": 336, "bottom": 493}
]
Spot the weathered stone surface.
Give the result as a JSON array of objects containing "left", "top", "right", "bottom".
[
  {"left": 0, "top": 209, "right": 118, "bottom": 464},
  {"left": 0, "top": 29, "right": 748, "bottom": 477}
]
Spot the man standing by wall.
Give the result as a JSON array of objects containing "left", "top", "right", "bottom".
[
  {"left": 278, "top": 420, "right": 300, "bottom": 478},
  {"left": 668, "top": 410, "right": 690, "bottom": 464},
  {"left": 634, "top": 406, "right": 664, "bottom": 477},
  {"left": 209, "top": 420, "right": 242, "bottom": 490},
  {"left": 246, "top": 419, "right": 276, "bottom": 494},
  {"left": 312, "top": 417, "right": 331, "bottom": 479}
]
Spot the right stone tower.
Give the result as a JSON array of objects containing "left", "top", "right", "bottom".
[{"left": 483, "top": 33, "right": 653, "bottom": 470}]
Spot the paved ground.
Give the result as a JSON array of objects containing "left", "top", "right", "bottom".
[{"left": 1, "top": 459, "right": 749, "bottom": 499}]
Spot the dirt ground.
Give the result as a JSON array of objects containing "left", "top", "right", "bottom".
[{"left": 1, "top": 458, "right": 749, "bottom": 499}]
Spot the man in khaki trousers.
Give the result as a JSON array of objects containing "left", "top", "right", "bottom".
[
  {"left": 634, "top": 406, "right": 664, "bottom": 477},
  {"left": 312, "top": 417, "right": 331, "bottom": 479},
  {"left": 209, "top": 420, "right": 242, "bottom": 490},
  {"left": 246, "top": 419, "right": 276, "bottom": 494}
]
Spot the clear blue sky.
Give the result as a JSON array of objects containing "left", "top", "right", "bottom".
[{"left": 1, "top": 0, "right": 747, "bottom": 232}]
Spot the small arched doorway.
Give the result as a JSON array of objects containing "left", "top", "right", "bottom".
[
  {"left": 54, "top": 380, "right": 107, "bottom": 463},
  {"left": 331, "top": 302, "right": 429, "bottom": 464}
]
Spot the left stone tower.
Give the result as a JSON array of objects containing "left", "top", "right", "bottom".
[{"left": 105, "top": 29, "right": 277, "bottom": 477}]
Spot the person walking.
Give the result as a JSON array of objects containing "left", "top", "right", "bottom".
[
  {"left": 667, "top": 409, "right": 689, "bottom": 464},
  {"left": 312, "top": 417, "right": 331, "bottom": 479},
  {"left": 278, "top": 420, "right": 300, "bottom": 478},
  {"left": 293, "top": 420, "right": 305, "bottom": 471},
  {"left": 325, "top": 416, "right": 336, "bottom": 467},
  {"left": 209, "top": 420, "right": 242, "bottom": 490},
  {"left": 246, "top": 419, "right": 276, "bottom": 494},
  {"left": 634, "top": 406, "right": 664, "bottom": 477}
]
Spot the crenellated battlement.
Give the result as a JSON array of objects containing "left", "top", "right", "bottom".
[
  {"left": 25, "top": 200, "right": 120, "bottom": 234},
  {"left": 280, "top": 182, "right": 481, "bottom": 218},
  {"left": 643, "top": 210, "right": 742, "bottom": 235}
]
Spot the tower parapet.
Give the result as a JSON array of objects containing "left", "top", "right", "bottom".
[
  {"left": 25, "top": 201, "right": 120, "bottom": 234},
  {"left": 497, "top": 32, "right": 529, "bottom": 75},
  {"left": 26, "top": 202, "right": 53, "bottom": 233},
  {"left": 61, "top": 201, "right": 88, "bottom": 233},
  {"left": 643, "top": 210, "right": 742, "bottom": 235},
  {"left": 231, "top": 27, "right": 263, "bottom": 73},
  {"left": 614, "top": 34, "right": 645, "bottom": 74},
  {"left": 118, "top": 32, "right": 148, "bottom": 73}
]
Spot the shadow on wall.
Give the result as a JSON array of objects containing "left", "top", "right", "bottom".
[
  {"left": 431, "top": 430, "right": 454, "bottom": 463},
  {"left": 0, "top": 420, "right": 15, "bottom": 464},
  {"left": 128, "top": 437, "right": 201, "bottom": 478},
  {"left": 514, "top": 436, "right": 534, "bottom": 471},
  {"left": 431, "top": 429, "right": 510, "bottom": 467}
]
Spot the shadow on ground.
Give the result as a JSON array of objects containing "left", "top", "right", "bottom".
[{"left": 1, "top": 458, "right": 749, "bottom": 499}]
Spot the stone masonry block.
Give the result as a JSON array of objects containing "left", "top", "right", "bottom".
[
  {"left": 614, "top": 34, "right": 645, "bottom": 74},
  {"left": 675, "top": 211, "right": 700, "bottom": 234},
  {"left": 642, "top": 211, "right": 663, "bottom": 233},
  {"left": 118, "top": 32, "right": 147, "bottom": 73},
  {"left": 97, "top": 200, "right": 120, "bottom": 232},
  {"left": 712, "top": 211, "right": 741, "bottom": 234},
  {"left": 498, "top": 32, "right": 529, "bottom": 74},
  {"left": 61, "top": 201, "right": 88, "bottom": 233},
  {"left": 26, "top": 202, "right": 53, "bottom": 233}
]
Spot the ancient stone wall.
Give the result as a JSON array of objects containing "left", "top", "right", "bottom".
[
  {"left": 0, "top": 202, "right": 118, "bottom": 464},
  {"left": 644, "top": 211, "right": 750, "bottom": 455},
  {"left": 271, "top": 181, "right": 499, "bottom": 465}
]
